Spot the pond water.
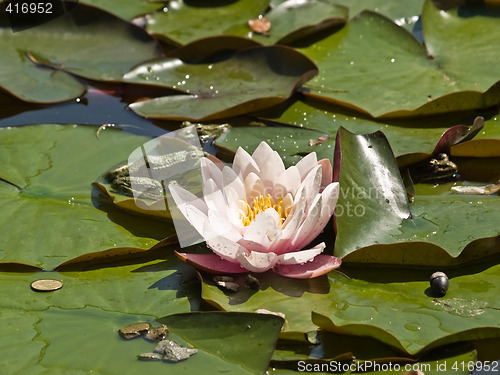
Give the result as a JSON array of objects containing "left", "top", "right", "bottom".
[{"left": 0, "top": 84, "right": 166, "bottom": 137}]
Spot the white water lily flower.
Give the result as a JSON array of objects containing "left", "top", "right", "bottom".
[{"left": 169, "top": 141, "right": 341, "bottom": 278}]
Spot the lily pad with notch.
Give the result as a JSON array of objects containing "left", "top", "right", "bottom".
[
  {"left": 0, "top": 124, "right": 172, "bottom": 269},
  {"left": 333, "top": 126, "right": 500, "bottom": 267},
  {"left": 125, "top": 46, "right": 318, "bottom": 121},
  {"left": 0, "top": 3, "right": 161, "bottom": 103},
  {"left": 299, "top": 0, "right": 500, "bottom": 117}
]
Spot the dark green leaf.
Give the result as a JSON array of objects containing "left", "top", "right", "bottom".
[
  {"left": 160, "top": 312, "right": 284, "bottom": 374},
  {"left": 300, "top": 2, "right": 500, "bottom": 117},
  {"left": 0, "top": 4, "right": 160, "bottom": 103},
  {"left": 126, "top": 47, "right": 318, "bottom": 120},
  {"left": 251, "top": 0, "right": 348, "bottom": 45},
  {"left": 146, "top": 0, "right": 269, "bottom": 46},
  {"left": 334, "top": 127, "right": 500, "bottom": 266},
  {"left": 0, "top": 125, "right": 172, "bottom": 269}
]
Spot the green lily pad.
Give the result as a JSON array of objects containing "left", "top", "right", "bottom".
[
  {"left": 312, "top": 267, "right": 500, "bottom": 355},
  {"left": 271, "top": 330, "right": 405, "bottom": 365},
  {"left": 451, "top": 138, "right": 500, "bottom": 158},
  {"left": 201, "top": 272, "right": 333, "bottom": 335},
  {"left": 299, "top": 1, "right": 500, "bottom": 117},
  {"left": 0, "top": 255, "right": 200, "bottom": 374},
  {"left": 334, "top": 127, "right": 500, "bottom": 266},
  {"left": 216, "top": 98, "right": 499, "bottom": 167},
  {"left": 0, "top": 309, "right": 43, "bottom": 374},
  {"left": 272, "top": 340, "right": 476, "bottom": 375},
  {"left": 250, "top": 0, "right": 348, "bottom": 45},
  {"left": 200, "top": 265, "right": 500, "bottom": 357},
  {"left": 159, "top": 312, "right": 284, "bottom": 374},
  {"left": 81, "top": 0, "right": 166, "bottom": 20},
  {"left": 126, "top": 46, "right": 318, "bottom": 121},
  {"left": 31, "top": 309, "right": 282, "bottom": 374},
  {"left": 170, "top": 35, "right": 263, "bottom": 61},
  {"left": 0, "top": 3, "right": 160, "bottom": 103},
  {"left": 0, "top": 256, "right": 198, "bottom": 314},
  {"left": 214, "top": 123, "right": 333, "bottom": 167},
  {"left": 145, "top": 0, "right": 269, "bottom": 46},
  {"left": 335, "top": 0, "right": 424, "bottom": 30},
  {"left": 0, "top": 124, "right": 173, "bottom": 269},
  {"left": 36, "top": 307, "right": 160, "bottom": 374}
]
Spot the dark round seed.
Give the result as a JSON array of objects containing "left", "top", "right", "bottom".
[{"left": 430, "top": 271, "right": 449, "bottom": 297}]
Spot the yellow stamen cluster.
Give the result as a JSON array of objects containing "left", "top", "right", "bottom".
[{"left": 240, "top": 194, "right": 291, "bottom": 227}]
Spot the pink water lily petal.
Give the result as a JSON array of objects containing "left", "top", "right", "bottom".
[
  {"left": 294, "top": 165, "right": 322, "bottom": 211},
  {"left": 274, "top": 165, "right": 301, "bottom": 200},
  {"left": 292, "top": 182, "right": 339, "bottom": 250},
  {"left": 176, "top": 252, "right": 247, "bottom": 274},
  {"left": 244, "top": 172, "right": 265, "bottom": 203},
  {"left": 169, "top": 184, "right": 208, "bottom": 215},
  {"left": 272, "top": 192, "right": 306, "bottom": 254},
  {"left": 284, "top": 166, "right": 301, "bottom": 196},
  {"left": 237, "top": 238, "right": 271, "bottom": 253},
  {"left": 206, "top": 236, "right": 245, "bottom": 263},
  {"left": 321, "top": 182, "right": 340, "bottom": 218},
  {"left": 276, "top": 243, "right": 325, "bottom": 265},
  {"left": 251, "top": 141, "right": 274, "bottom": 170},
  {"left": 291, "top": 194, "right": 323, "bottom": 250},
  {"left": 182, "top": 204, "right": 210, "bottom": 239},
  {"left": 223, "top": 166, "right": 245, "bottom": 201},
  {"left": 295, "top": 152, "right": 318, "bottom": 180},
  {"left": 243, "top": 209, "right": 281, "bottom": 246},
  {"left": 201, "top": 157, "right": 224, "bottom": 189},
  {"left": 205, "top": 210, "right": 241, "bottom": 243},
  {"left": 237, "top": 249, "right": 277, "bottom": 272},
  {"left": 318, "top": 158, "right": 333, "bottom": 190},
  {"left": 274, "top": 255, "right": 342, "bottom": 279},
  {"left": 203, "top": 178, "right": 227, "bottom": 216},
  {"left": 260, "top": 150, "right": 286, "bottom": 193},
  {"left": 225, "top": 186, "right": 246, "bottom": 232},
  {"left": 233, "top": 147, "right": 260, "bottom": 180}
]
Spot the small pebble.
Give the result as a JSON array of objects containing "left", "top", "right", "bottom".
[
  {"left": 144, "top": 324, "right": 169, "bottom": 342},
  {"left": 154, "top": 340, "right": 198, "bottom": 362},
  {"left": 430, "top": 271, "right": 449, "bottom": 297},
  {"left": 245, "top": 274, "right": 260, "bottom": 290},
  {"left": 213, "top": 275, "right": 234, "bottom": 283},
  {"left": 138, "top": 352, "right": 163, "bottom": 361},
  {"left": 118, "top": 322, "right": 151, "bottom": 339},
  {"left": 214, "top": 275, "right": 239, "bottom": 292}
]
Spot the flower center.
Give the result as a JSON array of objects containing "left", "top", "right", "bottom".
[{"left": 240, "top": 194, "right": 291, "bottom": 227}]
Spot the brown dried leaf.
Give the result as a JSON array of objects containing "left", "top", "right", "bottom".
[{"left": 248, "top": 17, "right": 271, "bottom": 34}]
